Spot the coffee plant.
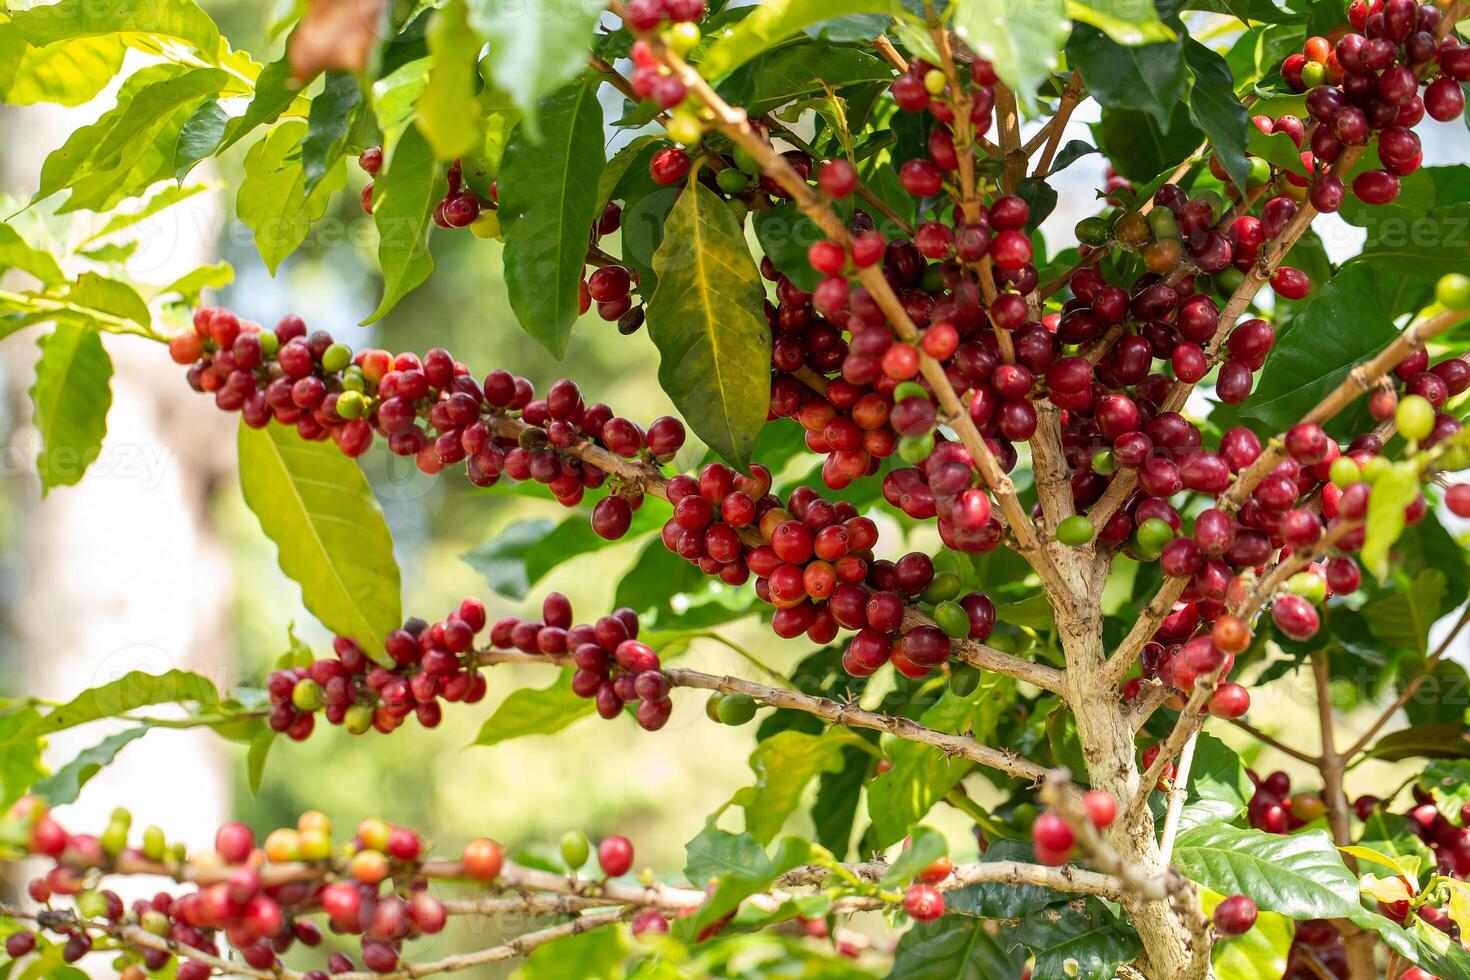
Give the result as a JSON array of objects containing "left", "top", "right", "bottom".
[{"left": 3, "top": 0, "right": 1470, "bottom": 975}]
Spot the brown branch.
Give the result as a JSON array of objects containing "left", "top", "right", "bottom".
[
  {"left": 1030, "top": 72, "right": 1085, "bottom": 176},
  {"left": 1229, "top": 718, "right": 1321, "bottom": 766}
]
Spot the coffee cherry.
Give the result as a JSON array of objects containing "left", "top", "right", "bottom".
[
  {"left": 1057, "top": 515, "right": 1094, "bottom": 546},
  {"left": 216, "top": 822, "right": 254, "bottom": 864},
  {"left": 903, "top": 884, "right": 945, "bottom": 921},
  {"left": 1213, "top": 895, "right": 1257, "bottom": 936},
  {"left": 818, "top": 159, "right": 858, "bottom": 198},
  {"left": 462, "top": 838, "right": 504, "bottom": 881},
  {"left": 1083, "top": 791, "right": 1116, "bottom": 829},
  {"left": 1031, "top": 812, "right": 1075, "bottom": 856},
  {"left": 1448, "top": 485, "right": 1470, "bottom": 518},
  {"left": 598, "top": 835, "right": 634, "bottom": 877},
  {"left": 1397, "top": 393, "right": 1435, "bottom": 441},
  {"left": 650, "top": 147, "right": 691, "bottom": 186}
]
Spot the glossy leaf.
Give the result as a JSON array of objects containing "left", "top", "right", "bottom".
[
  {"left": 302, "top": 71, "right": 362, "bottom": 194},
  {"left": 647, "top": 180, "right": 771, "bottom": 470},
  {"left": 1361, "top": 461, "right": 1421, "bottom": 582},
  {"left": 1066, "top": 0, "right": 1174, "bottom": 43},
  {"left": 238, "top": 121, "right": 346, "bottom": 275},
  {"left": 1184, "top": 40, "right": 1250, "bottom": 194},
  {"left": 364, "top": 124, "right": 442, "bottom": 322},
  {"left": 1363, "top": 570, "right": 1447, "bottom": 655},
  {"left": 468, "top": 0, "right": 605, "bottom": 137},
  {"left": 237, "top": 420, "right": 402, "bottom": 664},
  {"left": 1202, "top": 889, "right": 1294, "bottom": 980},
  {"left": 461, "top": 518, "right": 557, "bottom": 599},
  {"left": 891, "top": 915, "right": 1029, "bottom": 979},
  {"left": 1067, "top": 26, "right": 1184, "bottom": 127},
  {"left": 0, "top": 223, "right": 65, "bottom": 286},
  {"left": 0, "top": 29, "right": 124, "bottom": 107},
  {"left": 700, "top": 0, "right": 903, "bottom": 79},
  {"left": 31, "top": 670, "right": 217, "bottom": 737},
  {"left": 473, "top": 671, "right": 594, "bottom": 746},
  {"left": 499, "top": 79, "right": 605, "bottom": 356},
  {"left": 732, "top": 730, "right": 862, "bottom": 844},
  {"left": 1366, "top": 724, "right": 1470, "bottom": 762},
  {"left": 952, "top": 0, "right": 1067, "bottom": 111},
  {"left": 32, "top": 728, "right": 150, "bottom": 806},
  {"left": 1177, "top": 731, "right": 1254, "bottom": 831},
  {"left": 513, "top": 923, "right": 629, "bottom": 979},
  {"left": 418, "top": 0, "right": 484, "bottom": 159},
  {"left": 9, "top": 0, "right": 221, "bottom": 56},
  {"left": 29, "top": 322, "right": 113, "bottom": 493},
  {"left": 1018, "top": 898, "right": 1142, "bottom": 980}
]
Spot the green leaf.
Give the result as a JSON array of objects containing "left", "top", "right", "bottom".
[
  {"left": 679, "top": 835, "right": 813, "bottom": 936},
  {"left": 32, "top": 728, "right": 150, "bottom": 806},
  {"left": 0, "top": 29, "right": 124, "bottom": 107},
  {"left": 1067, "top": 26, "right": 1184, "bottom": 127},
  {"left": 511, "top": 923, "right": 629, "bottom": 980},
  {"left": 880, "top": 826, "right": 948, "bottom": 886},
  {"left": 946, "top": 840, "right": 1071, "bottom": 918},
  {"left": 754, "top": 201, "right": 826, "bottom": 292},
  {"left": 372, "top": 57, "right": 431, "bottom": 144},
  {"left": 10, "top": 0, "right": 221, "bottom": 56},
  {"left": 1362, "top": 461, "right": 1421, "bottom": 581},
  {"left": 32, "top": 670, "right": 217, "bottom": 736},
  {"left": 1096, "top": 101, "right": 1201, "bottom": 182},
  {"left": 65, "top": 273, "right": 150, "bottom": 328},
  {"left": 302, "top": 71, "right": 362, "bottom": 195},
  {"left": 498, "top": 80, "right": 604, "bottom": 355},
  {"left": 364, "top": 124, "right": 442, "bottom": 322},
  {"left": 237, "top": 420, "right": 402, "bottom": 664},
  {"left": 469, "top": 0, "right": 605, "bottom": 137},
  {"left": 684, "top": 827, "right": 772, "bottom": 887},
  {"left": 461, "top": 518, "right": 557, "bottom": 599},
  {"left": 716, "top": 44, "right": 893, "bottom": 118},
  {"left": 1184, "top": 40, "right": 1250, "bottom": 194},
  {"left": 1247, "top": 126, "right": 1309, "bottom": 176},
  {"left": 1202, "top": 889, "right": 1295, "bottom": 980},
  {"left": 1018, "top": 897, "right": 1143, "bottom": 980},
  {"left": 867, "top": 674, "right": 1015, "bottom": 847},
  {"left": 891, "top": 916, "right": 1029, "bottom": 979},
  {"left": 0, "top": 707, "right": 47, "bottom": 807},
  {"left": 732, "top": 730, "right": 861, "bottom": 844},
  {"left": 614, "top": 535, "right": 710, "bottom": 616},
  {"left": 522, "top": 509, "right": 665, "bottom": 585},
  {"left": 1216, "top": 264, "right": 1399, "bottom": 437},
  {"left": 238, "top": 121, "right": 345, "bottom": 275},
  {"left": 1422, "top": 761, "right": 1470, "bottom": 819},
  {"left": 0, "top": 223, "right": 65, "bottom": 286},
  {"left": 29, "top": 322, "right": 112, "bottom": 493},
  {"left": 155, "top": 261, "right": 234, "bottom": 304},
  {"left": 811, "top": 741, "right": 872, "bottom": 859},
  {"left": 418, "top": 0, "right": 484, "bottom": 159},
  {"left": 1363, "top": 570, "right": 1447, "bottom": 654},
  {"left": 1354, "top": 202, "right": 1470, "bottom": 282},
  {"left": 173, "top": 100, "right": 231, "bottom": 179},
  {"left": 1178, "top": 731, "right": 1255, "bottom": 831},
  {"left": 247, "top": 729, "right": 275, "bottom": 794},
  {"left": 473, "top": 671, "right": 595, "bottom": 746},
  {"left": 216, "top": 55, "right": 301, "bottom": 155},
  {"left": 1065, "top": 0, "right": 1174, "bottom": 44},
  {"left": 1171, "top": 823, "right": 1470, "bottom": 977},
  {"left": 1365, "top": 724, "right": 1470, "bottom": 762},
  {"left": 1357, "top": 811, "right": 1435, "bottom": 879},
  {"left": 700, "top": 0, "right": 903, "bottom": 79},
  {"left": 952, "top": 0, "right": 1068, "bottom": 112},
  {"left": 647, "top": 180, "right": 771, "bottom": 470}
]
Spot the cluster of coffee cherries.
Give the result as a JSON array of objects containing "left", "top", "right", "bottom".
[
  {"left": 172, "top": 306, "right": 686, "bottom": 506},
  {"left": 1280, "top": 0, "right": 1469, "bottom": 208},
  {"left": 265, "top": 598, "right": 491, "bottom": 739},
  {"left": 1, "top": 800, "right": 492, "bottom": 976},
  {"left": 357, "top": 149, "right": 500, "bottom": 239},
  {"left": 486, "top": 592, "right": 673, "bottom": 730}
]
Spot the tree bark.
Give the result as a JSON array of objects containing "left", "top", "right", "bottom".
[{"left": 1061, "top": 563, "right": 1211, "bottom": 979}]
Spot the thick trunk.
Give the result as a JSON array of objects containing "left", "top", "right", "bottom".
[{"left": 1060, "top": 579, "right": 1210, "bottom": 979}]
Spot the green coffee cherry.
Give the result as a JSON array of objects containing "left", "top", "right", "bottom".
[
  {"left": 921, "top": 571, "right": 962, "bottom": 603},
  {"left": 142, "top": 910, "right": 171, "bottom": 936},
  {"left": 1437, "top": 273, "right": 1470, "bottom": 310},
  {"left": 705, "top": 693, "right": 723, "bottom": 723},
  {"left": 733, "top": 145, "right": 762, "bottom": 175},
  {"left": 78, "top": 891, "right": 108, "bottom": 919},
  {"left": 920, "top": 263, "right": 945, "bottom": 292},
  {"left": 1075, "top": 216, "right": 1112, "bottom": 247},
  {"left": 1396, "top": 393, "right": 1435, "bottom": 442},
  {"left": 257, "top": 331, "right": 279, "bottom": 358},
  {"left": 1214, "top": 267, "right": 1246, "bottom": 293},
  {"left": 667, "top": 112, "right": 703, "bottom": 147},
  {"left": 1146, "top": 207, "right": 1178, "bottom": 240},
  {"left": 341, "top": 366, "right": 366, "bottom": 392},
  {"left": 716, "top": 693, "right": 758, "bottom": 726},
  {"left": 321, "top": 342, "right": 353, "bottom": 373},
  {"left": 1288, "top": 571, "right": 1327, "bottom": 605},
  {"left": 470, "top": 209, "right": 502, "bottom": 240},
  {"left": 1329, "top": 455, "right": 1361, "bottom": 488},
  {"left": 893, "top": 381, "right": 928, "bottom": 402},
  {"left": 561, "top": 830, "right": 591, "bottom": 870},
  {"left": 292, "top": 678, "right": 324, "bottom": 712},
  {"left": 344, "top": 703, "right": 374, "bottom": 735},
  {"left": 1057, "top": 515, "right": 1095, "bottom": 546},
  {"left": 1136, "top": 517, "right": 1175, "bottom": 556},
  {"left": 898, "top": 432, "right": 936, "bottom": 463},
  {"left": 716, "top": 168, "right": 749, "bottom": 194},
  {"left": 933, "top": 600, "right": 972, "bottom": 639},
  {"left": 336, "top": 389, "right": 367, "bottom": 420},
  {"left": 1091, "top": 449, "right": 1117, "bottom": 476},
  {"left": 142, "top": 825, "right": 166, "bottom": 861},
  {"left": 298, "top": 827, "right": 332, "bottom": 862},
  {"left": 666, "top": 21, "right": 700, "bottom": 56},
  {"left": 1362, "top": 454, "right": 1393, "bottom": 483},
  {"left": 923, "top": 69, "right": 948, "bottom": 95},
  {"left": 100, "top": 820, "right": 128, "bottom": 856}
]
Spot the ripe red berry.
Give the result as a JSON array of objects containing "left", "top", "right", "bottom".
[
  {"left": 598, "top": 835, "right": 634, "bottom": 877},
  {"left": 903, "top": 883, "right": 945, "bottom": 920},
  {"left": 216, "top": 822, "right": 254, "bottom": 864},
  {"left": 1083, "top": 791, "right": 1117, "bottom": 829},
  {"left": 1213, "top": 895, "right": 1258, "bottom": 936},
  {"left": 818, "top": 159, "right": 858, "bottom": 198},
  {"left": 650, "top": 147, "right": 691, "bottom": 186},
  {"left": 1448, "top": 484, "right": 1470, "bottom": 518},
  {"left": 462, "top": 838, "right": 504, "bottom": 881},
  {"left": 1031, "top": 812, "right": 1075, "bottom": 854}
]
